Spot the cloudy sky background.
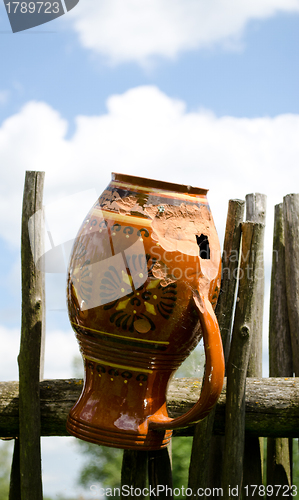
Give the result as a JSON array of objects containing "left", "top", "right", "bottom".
[{"left": 0, "top": 1, "right": 299, "bottom": 497}]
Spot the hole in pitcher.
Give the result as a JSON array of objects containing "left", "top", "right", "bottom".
[{"left": 196, "top": 234, "right": 210, "bottom": 259}]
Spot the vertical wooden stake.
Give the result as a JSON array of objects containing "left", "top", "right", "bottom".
[
  {"left": 18, "top": 171, "right": 45, "bottom": 500},
  {"left": 188, "top": 199, "right": 244, "bottom": 497},
  {"left": 243, "top": 194, "right": 266, "bottom": 491},
  {"left": 269, "top": 203, "right": 293, "bottom": 376},
  {"left": 267, "top": 203, "right": 293, "bottom": 493},
  {"left": 222, "top": 222, "right": 264, "bottom": 500},
  {"left": 283, "top": 194, "right": 299, "bottom": 375},
  {"left": 121, "top": 450, "right": 148, "bottom": 500},
  {"left": 9, "top": 438, "right": 21, "bottom": 500},
  {"left": 216, "top": 199, "right": 245, "bottom": 363},
  {"left": 148, "top": 447, "right": 173, "bottom": 500},
  {"left": 245, "top": 193, "right": 266, "bottom": 377}
]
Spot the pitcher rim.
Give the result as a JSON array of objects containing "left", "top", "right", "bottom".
[{"left": 112, "top": 172, "right": 208, "bottom": 196}]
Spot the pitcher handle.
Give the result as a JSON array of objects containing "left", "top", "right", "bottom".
[{"left": 148, "top": 292, "right": 225, "bottom": 430}]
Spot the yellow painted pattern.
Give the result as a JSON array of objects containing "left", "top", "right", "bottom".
[
  {"left": 71, "top": 321, "right": 169, "bottom": 345},
  {"left": 84, "top": 355, "right": 153, "bottom": 374},
  {"left": 93, "top": 209, "right": 152, "bottom": 227},
  {"left": 122, "top": 270, "right": 133, "bottom": 286},
  {"left": 116, "top": 298, "right": 130, "bottom": 310},
  {"left": 146, "top": 279, "right": 160, "bottom": 289},
  {"left": 144, "top": 302, "right": 156, "bottom": 315}
]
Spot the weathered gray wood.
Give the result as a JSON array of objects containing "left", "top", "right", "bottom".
[
  {"left": 121, "top": 450, "right": 148, "bottom": 500},
  {"left": 9, "top": 438, "right": 20, "bottom": 500},
  {"left": 244, "top": 195, "right": 267, "bottom": 493},
  {"left": 283, "top": 194, "right": 299, "bottom": 376},
  {"left": 188, "top": 405, "right": 216, "bottom": 498},
  {"left": 269, "top": 204, "right": 293, "bottom": 377},
  {"left": 222, "top": 222, "right": 264, "bottom": 499},
  {"left": 243, "top": 437, "right": 263, "bottom": 498},
  {"left": 188, "top": 199, "right": 245, "bottom": 497},
  {"left": 0, "top": 379, "right": 85, "bottom": 438},
  {"left": 267, "top": 439, "right": 292, "bottom": 497},
  {"left": 267, "top": 203, "right": 293, "bottom": 492},
  {"left": 245, "top": 193, "right": 266, "bottom": 377},
  {"left": 216, "top": 199, "right": 245, "bottom": 361},
  {"left": 17, "top": 171, "right": 45, "bottom": 500},
  {"left": 283, "top": 195, "right": 299, "bottom": 493},
  {"left": 2, "top": 378, "right": 299, "bottom": 439},
  {"left": 148, "top": 448, "right": 173, "bottom": 500}
]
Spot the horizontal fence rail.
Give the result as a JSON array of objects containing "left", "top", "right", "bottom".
[{"left": 1, "top": 377, "right": 299, "bottom": 439}]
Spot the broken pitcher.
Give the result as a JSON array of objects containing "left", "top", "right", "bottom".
[{"left": 66, "top": 173, "right": 224, "bottom": 450}]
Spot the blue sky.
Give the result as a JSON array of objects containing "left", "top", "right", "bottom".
[
  {"left": 0, "top": 1, "right": 299, "bottom": 497},
  {"left": 1, "top": 11, "right": 299, "bottom": 123}
]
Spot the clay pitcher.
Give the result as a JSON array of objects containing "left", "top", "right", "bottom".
[{"left": 66, "top": 173, "right": 224, "bottom": 450}]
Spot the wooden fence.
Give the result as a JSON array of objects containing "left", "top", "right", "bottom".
[{"left": 1, "top": 171, "right": 299, "bottom": 500}]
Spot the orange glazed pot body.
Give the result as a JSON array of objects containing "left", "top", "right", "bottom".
[{"left": 66, "top": 173, "right": 224, "bottom": 450}]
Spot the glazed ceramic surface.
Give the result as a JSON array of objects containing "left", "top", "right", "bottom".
[{"left": 66, "top": 173, "right": 224, "bottom": 450}]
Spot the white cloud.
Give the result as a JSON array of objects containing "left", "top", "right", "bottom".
[
  {"left": 41, "top": 437, "right": 89, "bottom": 499},
  {"left": 0, "top": 85, "right": 298, "bottom": 330},
  {"left": 0, "top": 90, "right": 9, "bottom": 105},
  {"left": 0, "top": 85, "right": 298, "bottom": 250},
  {"left": 0, "top": 101, "right": 69, "bottom": 248},
  {"left": 0, "top": 325, "right": 20, "bottom": 381},
  {"left": 67, "top": 0, "right": 299, "bottom": 65},
  {"left": 0, "top": 323, "right": 80, "bottom": 381},
  {"left": 0, "top": 89, "right": 296, "bottom": 320},
  {"left": 44, "top": 329, "right": 81, "bottom": 379}
]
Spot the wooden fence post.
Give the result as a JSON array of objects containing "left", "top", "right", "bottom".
[
  {"left": 245, "top": 193, "right": 266, "bottom": 377},
  {"left": 121, "top": 443, "right": 173, "bottom": 499},
  {"left": 148, "top": 448, "right": 173, "bottom": 500},
  {"left": 282, "top": 194, "right": 299, "bottom": 494},
  {"left": 243, "top": 194, "right": 267, "bottom": 492},
  {"left": 222, "top": 222, "right": 264, "bottom": 500},
  {"left": 121, "top": 450, "right": 148, "bottom": 500},
  {"left": 269, "top": 203, "right": 293, "bottom": 378},
  {"left": 216, "top": 199, "right": 245, "bottom": 363},
  {"left": 188, "top": 199, "right": 245, "bottom": 497},
  {"left": 267, "top": 203, "right": 293, "bottom": 494},
  {"left": 9, "top": 439, "right": 21, "bottom": 500},
  {"left": 283, "top": 194, "right": 299, "bottom": 376},
  {"left": 12, "top": 171, "right": 45, "bottom": 500}
]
